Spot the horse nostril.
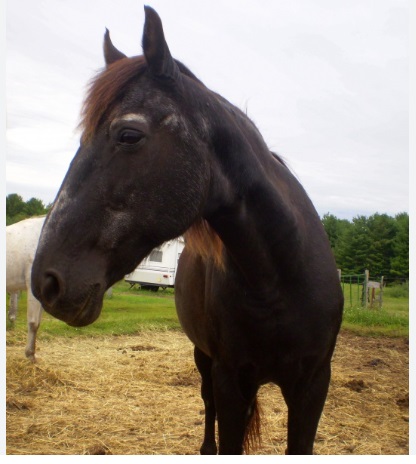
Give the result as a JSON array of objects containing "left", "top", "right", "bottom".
[{"left": 41, "top": 271, "right": 63, "bottom": 307}]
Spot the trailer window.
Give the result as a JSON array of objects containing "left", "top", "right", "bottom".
[{"left": 149, "top": 249, "right": 163, "bottom": 262}]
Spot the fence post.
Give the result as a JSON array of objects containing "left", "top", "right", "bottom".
[
  {"left": 363, "top": 270, "right": 369, "bottom": 308},
  {"left": 379, "top": 276, "right": 384, "bottom": 309}
]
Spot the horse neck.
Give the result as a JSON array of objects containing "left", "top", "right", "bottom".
[{"left": 203, "top": 107, "right": 305, "bottom": 291}]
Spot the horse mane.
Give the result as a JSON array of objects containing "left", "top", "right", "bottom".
[{"left": 184, "top": 219, "right": 224, "bottom": 269}]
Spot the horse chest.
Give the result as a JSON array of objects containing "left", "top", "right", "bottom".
[{"left": 177, "top": 257, "right": 299, "bottom": 365}]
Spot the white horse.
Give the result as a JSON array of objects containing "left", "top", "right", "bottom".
[{"left": 6, "top": 216, "right": 45, "bottom": 362}]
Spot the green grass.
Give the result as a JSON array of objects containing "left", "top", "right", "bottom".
[
  {"left": 6, "top": 280, "right": 409, "bottom": 344},
  {"left": 340, "top": 283, "right": 409, "bottom": 337},
  {"left": 6, "top": 281, "right": 180, "bottom": 345}
]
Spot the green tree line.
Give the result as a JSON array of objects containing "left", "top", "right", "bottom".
[
  {"left": 321, "top": 212, "right": 409, "bottom": 281},
  {"left": 6, "top": 193, "right": 52, "bottom": 225}
]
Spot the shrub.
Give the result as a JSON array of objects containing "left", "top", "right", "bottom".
[{"left": 386, "top": 282, "right": 409, "bottom": 299}]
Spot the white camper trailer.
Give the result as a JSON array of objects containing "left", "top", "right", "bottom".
[{"left": 125, "top": 237, "right": 185, "bottom": 291}]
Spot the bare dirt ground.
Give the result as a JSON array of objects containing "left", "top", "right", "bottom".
[{"left": 6, "top": 330, "right": 409, "bottom": 455}]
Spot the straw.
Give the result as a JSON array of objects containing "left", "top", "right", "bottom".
[{"left": 6, "top": 331, "right": 408, "bottom": 455}]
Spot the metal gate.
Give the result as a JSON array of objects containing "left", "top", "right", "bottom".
[
  {"left": 340, "top": 272, "right": 367, "bottom": 308},
  {"left": 340, "top": 270, "right": 383, "bottom": 309}
]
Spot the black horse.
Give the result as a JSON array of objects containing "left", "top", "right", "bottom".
[{"left": 32, "top": 6, "right": 343, "bottom": 455}]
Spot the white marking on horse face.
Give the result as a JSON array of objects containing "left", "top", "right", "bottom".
[
  {"left": 160, "top": 112, "right": 195, "bottom": 141},
  {"left": 161, "top": 113, "right": 181, "bottom": 127},
  {"left": 36, "top": 187, "right": 71, "bottom": 252},
  {"left": 48, "top": 188, "right": 70, "bottom": 226},
  {"left": 110, "top": 113, "right": 149, "bottom": 130}
]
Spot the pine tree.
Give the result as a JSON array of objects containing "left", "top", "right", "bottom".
[
  {"left": 367, "top": 213, "right": 396, "bottom": 277},
  {"left": 390, "top": 212, "right": 409, "bottom": 279},
  {"left": 335, "top": 216, "right": 371, "bottom": 274}
]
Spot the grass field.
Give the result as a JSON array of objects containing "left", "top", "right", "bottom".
[
  {"left": 6, "top": 281, "right": 180, "bottom": 347},
  {"left": 6, "top": 280, "right": 409, "bottom": 345},
  {"left": 341, "top": 282, "right": 409, "bottom": 337}
]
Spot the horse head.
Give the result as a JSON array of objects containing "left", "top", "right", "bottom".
[{"left": 31, "top": 7, "right": 212, "bottom": 326}]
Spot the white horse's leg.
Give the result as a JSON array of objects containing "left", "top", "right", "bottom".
[
  {"left": 25, "top": 289, "right": 43, "bottom": 363},
  {"left": 8, "top": 292, "right": 19, "bottom": 322},
  {"left": 25, "top": 263, "right": 43, "bottom": 362}
]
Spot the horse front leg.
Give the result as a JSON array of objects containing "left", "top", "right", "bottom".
[
  {"left": 25, "top": 290, "right": 43, "bottom": 363},
  {"left": 212, "top": 362, "right": 259, "bottom": 455},
  {"left": 8, "top": 292, "right": 19, "bottom": 322},
  {"left": 281, "top": 357, "right": 332, "bottom": 455},
  {"left": 194, "top": 347, "right": 217, "bottom": 454}
]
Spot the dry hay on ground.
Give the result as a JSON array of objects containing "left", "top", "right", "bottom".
[{"left": 6, "top": 330, "right": 408, "bottom": 455}]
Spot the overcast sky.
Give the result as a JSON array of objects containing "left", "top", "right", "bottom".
[{"left": 5, "top": 0, "right": 409, "bottom": 220}]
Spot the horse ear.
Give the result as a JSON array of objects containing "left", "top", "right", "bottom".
[
  {"left": 104, "top": 29, "right": 127, "bottom": 67},
  {"left": 142, "top": 6, "right": 180, "bottom": 83}
]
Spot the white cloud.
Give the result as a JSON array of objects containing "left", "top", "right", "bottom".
[{"left": 5, "top": 0, "right": 409, "bottom": 219}]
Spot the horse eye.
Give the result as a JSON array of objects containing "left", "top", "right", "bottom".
[{"left": 118, "top": 129, "right": 144, "bottom": 145}]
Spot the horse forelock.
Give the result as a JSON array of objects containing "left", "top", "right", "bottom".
[
  {"left": 79, "top": 56, "right": 147, "bottom": 143},
  {"left": 79, "top": 56, "right": 204, "bottom": 144}
]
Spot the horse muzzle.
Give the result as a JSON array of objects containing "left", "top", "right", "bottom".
[{"left": 32, "top": 268, "right": 104, "bottom": 327}]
